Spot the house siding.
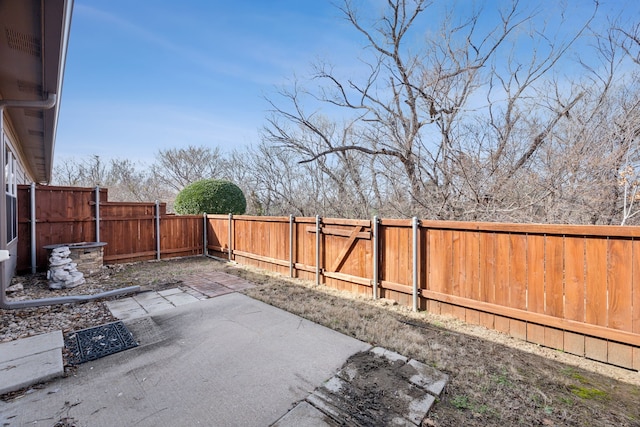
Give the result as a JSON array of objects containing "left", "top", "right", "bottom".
[{"left": 2, "top": 114, "right": 34, "bottom": 283}]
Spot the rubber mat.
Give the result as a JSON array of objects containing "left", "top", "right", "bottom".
[{"left": 64, "top": 321, "right": 138, "bottom": 365}]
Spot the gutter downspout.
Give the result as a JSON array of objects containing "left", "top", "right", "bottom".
[
  {"left": 0, "top": 94, "right": 139, "bottom": 309},
  {"left": 30, "top": 182, "right": 37, "bottom": 274},
  {"left": 0, "top": 94, "right": 57, "bottom": 111}
]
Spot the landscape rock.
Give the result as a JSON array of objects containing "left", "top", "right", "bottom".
[
  {"left": 47, "top": 246, "right": 85, "bottom": 290},
  {"left": 5, "top": 283, "right": 23, "bottom": 294},
  {"left": 52, "top": 248, "right": 71, "bottom": 257}
]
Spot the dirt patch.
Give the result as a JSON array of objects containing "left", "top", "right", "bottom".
[
  {"left": 3, "top": 256, "right": 640, "bottom": 426},
  {"left": 301, "top": 348, "right": 446, "bottom": 425}
]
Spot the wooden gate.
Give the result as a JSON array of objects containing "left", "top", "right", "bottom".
[{"left": 310, "top": 218, "right": 373, "bottom": 295}]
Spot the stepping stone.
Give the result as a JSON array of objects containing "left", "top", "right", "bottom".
[
  {"left": 0, "top": 331, "right": 64, "bottom": 394},
  {"left": 273, "top": 347, "right": 449, "bottom": 426}
]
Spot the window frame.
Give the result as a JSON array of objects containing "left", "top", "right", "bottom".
[{"left": 4, "top": 136, "right": 18, "bottom": 244}]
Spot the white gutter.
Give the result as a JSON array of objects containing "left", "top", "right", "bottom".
[{"left": 47, "top": 0, "right": 75, "bottom": 180}]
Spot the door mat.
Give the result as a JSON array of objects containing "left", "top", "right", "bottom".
[{"left": 64, "top": 321, "right": 138, "bottom": 365}]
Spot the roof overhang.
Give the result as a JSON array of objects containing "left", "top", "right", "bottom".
[{"left": 0, "top": 0, "right": 73, "bottom": 183}]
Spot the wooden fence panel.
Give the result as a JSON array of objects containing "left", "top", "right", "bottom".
[
  {"left": 232, "top": 216, "right": 290, "bottom": 275},
  {"left": 320, "top": 219, "right": 372, "bottom": 295},
  {"left": 341, "top": 230, "right": 371, "bottom": 277},
  {"left": 607, "top": 238, "right": 633, "bottom": 332},
  {"left": 98, "top": 202, "right": 159, "bottom": 263},
  {"left": 509, "top": 234, "right": 527, "bottom": 310},
  {"left": 18, "top": 185, "right": 197, "bottom": 269},
  {"left": 545, "top": 235, "right": 565, "bottom": 319},
  {"left": 100, "top": 202, "right": 161, "bottom": 219},
  {"left": 633, "top": 241, "right": 640, "bottom": 337},
  {"left": 494, "top": 233, "right": 510, "bottom": 308},
  {"left": 101, "top": 216, "right": 156, "bottom": 263},
  {"left": 466, "top": 231, "right": 480, "bottom": 301},
  {"left": 428, "top": 228, "right": 451, "bottom": 296},
  {"left": 479, "top": 232, "right": 496, "bottom": 305},
  {"left": 585, "top": 237, "right": 608, "bottom": 327},
  {"left": 380, "top": 224, "right": 399, "bottom": 287},
  {"left": 17, "top": 185, "right": 102, "bottom": 272},
  {"left": 294, "top": 217, "right": 316, "bottom": 281},
  {"left": 233, "top": 217, "right": 250, "bottom": 264},
  {"left": 527, "top": 234, "right": 545, "bottom": 315},
  {"left": 206, "top": 215, "right": 230, "bottom": 256},
  {"left": 379, "top": 221, "right": 412, "bottom": 305},
  {"left": 564, "top": 236, "right": 586, "bottom": 323},
  {"left": 161, "top": 215, "right": 203, "bottom": 259},
  {"left": 451, "top": 230, "right": 463, "bottom": 298}
]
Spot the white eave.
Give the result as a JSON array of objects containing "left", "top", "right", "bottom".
[{"left": 0, "top": 0, "right": 73, "bottom": 183}]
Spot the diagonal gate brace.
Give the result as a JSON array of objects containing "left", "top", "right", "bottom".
[{"left": 330, "top": 226, "right": 363, "bottom": 273}]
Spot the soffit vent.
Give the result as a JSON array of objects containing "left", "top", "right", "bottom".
[
  {"left": 5, "top": 28, "right": 41, "bottom": 57},
  {"left": 24, "top": 110, "right": 44, "bottom": 119},
  {"left": 28, "top": 129, "right": 44, "bottom": 137},
  {"left": 17, "top": 80, "right": 43, "bottom": 94}
]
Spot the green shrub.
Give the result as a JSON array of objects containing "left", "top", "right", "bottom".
[{"left": 174, "top": 179, "right": 246, "bottom": 215}]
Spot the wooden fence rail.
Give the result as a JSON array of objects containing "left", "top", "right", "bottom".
[{"left": 15, "top": 185, "right": 640, "bottom": 370}]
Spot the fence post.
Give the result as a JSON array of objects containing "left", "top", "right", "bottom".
[
  {"left": 30, "top": 182, "right": 36, "bottom": 274},
  {"left": 372, "top": 215, "right": 379, "bottom": 300},
  {"left": 228, "top": 213, "right": 233, "bottom": 261},
  {"left": 203, "top": 213, "right": 208, "bottom": 256},
  {"left": 155, "top": 200, "right": 161, "bottom": 260},
  {"left": 95, "top": 186, "right": 100, "bottom": 242},
  {"left": 316, "top": 215, "right": 321, "bottom": 286},
  {"left": 412, "top": 216, "right": 419, "bottom": 312},
  {"left": 289, "top": 214, "right": 294, "bottom": 278}
]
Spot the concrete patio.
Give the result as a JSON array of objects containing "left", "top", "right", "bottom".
[{"left": 1, "top": 272, "right": 448, "bottom": 426}]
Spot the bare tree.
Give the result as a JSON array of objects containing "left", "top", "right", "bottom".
[
  {"left": 52, "top": 155, "right": 109, "bottom": 187},
  {"left": 264, "top": 0, "right": 600, "bottom": 221},
  {"left": 51, "top": 157, "right": 84, "bottom": 186},
  {"left": 152, "top": 145, "right": 227, "bottom": 192},
  {"left": 107, "top": 159, "right": 174, "bottom": 203},
  {"left": 52, "top": 156, "right": 173, "bottom": 205}
]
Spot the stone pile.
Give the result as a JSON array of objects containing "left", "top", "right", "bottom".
[{"left": 47, "top": 246, "right": 85, "bottom": 290}]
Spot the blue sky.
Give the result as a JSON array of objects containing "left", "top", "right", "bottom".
[
  {"left": 55, "top": 0, "right": 640, "bottom": 166},
  {"left": 55, "top": 0, "right": 356, "bottom": 163}
]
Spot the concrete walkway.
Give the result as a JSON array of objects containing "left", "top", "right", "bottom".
[
  {"left": 0, "top": 272, "right": 256, "bottom": 397},
  {"left": 105, "top": 271, "right": 256, "bottom": 320},
  {"left": 1, "top": 292, "right": 372, "bottom": 426},
  {"left": 0, "top": 331, "right": 64, "bottom": 395},
  {"left": 105, "top": 287, "right": 206, "bottom": 320}
]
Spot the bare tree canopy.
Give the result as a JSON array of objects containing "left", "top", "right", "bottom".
[
  {"left": 52, "top": 155, "right": 173, "bottom": 203},
  {"left": 263, "top": 0, "right": 640, "bottom": 223},
  {"left": 153, "top": 145, "right": 228, "bottom": 192}
]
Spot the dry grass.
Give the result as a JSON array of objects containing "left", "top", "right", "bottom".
[
  {"left": 242, "top": 280, "right": 640, "bottom": 426},
  {"left": 226, "top": 262, "right": 640, "bottom": 427}
]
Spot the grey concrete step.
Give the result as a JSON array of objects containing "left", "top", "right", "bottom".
[{"left": 0, "top": 331, "right": 64, "bottom": 395}]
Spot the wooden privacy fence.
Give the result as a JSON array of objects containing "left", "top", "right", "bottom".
[
  {"left": 17, "top": 184, "right": 203, "bottom": 272},
  {"left": 15, "top": 184, "right": 640, "bottom": 370},
  {"left": 205, "top": 214, "right": 640, "bottom": 371}
]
